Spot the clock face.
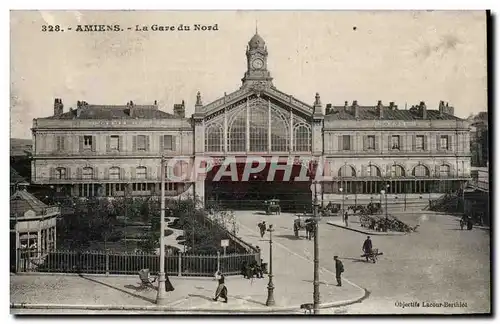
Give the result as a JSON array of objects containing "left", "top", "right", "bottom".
[{"left": 252, "top": 59, "right": 264, "bottom": 69}]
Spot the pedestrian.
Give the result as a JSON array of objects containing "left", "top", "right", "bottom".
[
  {"left": 258, "top": 221, "right": 267, "bottom": 238},
  {"left": 362, "top": 236, "right": 373, "bottom": 262},
  {"left": 460, "top": 216, "right": 466, "bottom": 230},
  {"left": 165, "top": 274, "right": 175, "bottom": 292},
  {"left": 467, "top": 216, "right": 473, "bottom": 230},
  {"left": 213, "top": 271, "right": 228, "bottom": 303},
  {"left": 334, "top": 255, "right": 344, "bottom": 287},
  {"left": 344, "top": 211, "right": 349, "bottom": 227}
]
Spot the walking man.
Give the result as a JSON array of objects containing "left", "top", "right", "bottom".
[
  {"left": 213, "top": 271, "right": 228, "bottom": 303},
  {"left": 258, "top": 221, "right": 267, "bottom": 238},
  {"left": 362, "top": 236, "right": 373, "bottom": 262},
  {"left": 344, "top": 211, "right": 349, "bottom": 227},
  {"left": 334, "top": 255, "right": 344, "bottom": 287}
]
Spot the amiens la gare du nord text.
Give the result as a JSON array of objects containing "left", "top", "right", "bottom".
[{"left": 72, "top": 24, "right": 219, "bottom": 32}]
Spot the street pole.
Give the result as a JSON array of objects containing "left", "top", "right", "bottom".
[
  {"left": 156, "top": 156, "right": 167, "bottom": 305},
  {"left": 313, "top": 182, "right": 320, "bottom": 314},
  {"left": 385, "top": 184, "right": 389, "bottom": 220},
  {"left": 342, "top": 189, "right": 345, "bottom": 216},
  {"left": 339, "top": 187, "right": 343, "bottom": 217},
  {"left": 385, "top": 192, "right": 388, "bottom": 220},
  {"left": 266, "top": 224, "right": 275, "bottom": 306}
]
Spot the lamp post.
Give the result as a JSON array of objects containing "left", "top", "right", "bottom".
[
  {"left": 380, "top": 189, "right": 386, "bottom": 232},
  {"left": 385, "top": 183, "right": 389, "bottom": 220},
  {"left": 266, "top": 224, "right": 275, "bottom": 306},
  {"left": 156, "top": 156, "right": 167, "bottom": 305},
  {"left": 311, "top": 181, "right": 321, "bottom": 314},
  {"left": 339, "top": 187, "right": 344, "bottom": 217}
]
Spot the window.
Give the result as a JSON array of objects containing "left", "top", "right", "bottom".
[
  {"left": 166, "top": 183, "right": 178, "bottom": 191},
  {"left": 294, "top": 124, "right": 311, "bottom": 151},
  {"left": 271, "top": 108, "right": 289, "bottom": 152},
  {"left": 228, "top": 110, "right": 246, "bottom": 152},
  {"left": 413, "top": 165, "right": 430, "bottom": 177},
  {"left": 367, "top": 165, "right": 381, "bottom": 177},
  {"left": 367, "top": 136, "right": 375, "bottom": 150},
  {"left": 110, "top": 135, "right": 119, "bottom": 150},
  {"left": 440, "top": 136, "right": 449, "bottom": 150},
  {"left": 163, "top": 135, "right": 175, "bottom": 151},
  {"left": 440, "top": 165, "right": 451, "bottom": 177},
  {"left": 82, "top": 167, "right": 93, "bottom": 180},
  {"left": 249, "top": 104, "right": 268, "bottom": 152},
  {"left": 338, "top": 165, "right": 356, "bottom": 177},
  {"left": 390, "top": 165, "right": 405, "bottom": 177},
  {"left": 137, "top": 135, "right": 147, "bottom": 151},
  {"left": 56, "top": 168, "right": 66, "bottom": 179},
  {"left": 342, "top": 135, "right": 351, "bottom": 150},
  {"left": 133, "top": 183, "right": 147, "bottom": 191},
  {"left": 205, "top": 125, "right": 223, "bottom": 152},
  {"left": 136, "top": 167, "right": 147, "bottom": 180},
  {"left": 56, "top": 136, "right": 65, "bottom": 151},
  {"left": 416, "top": 135, "right": 424, "bottom": 150},
  {"left": 391, "top": 135, "right": 400, "bottom": 150},
  {"left": 109, "top": 167, "right": 120, "bottom": 180},
  {"left": 83, "top": 136, "right": 93, "bottom": 150}
]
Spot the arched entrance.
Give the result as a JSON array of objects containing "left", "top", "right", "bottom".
[{"left": 205, "top": 161, "right": 312, "bottom": 212}]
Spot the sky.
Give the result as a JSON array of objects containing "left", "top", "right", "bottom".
[{"left": 10, "top": 10, "right": 487, "bottom": 139}]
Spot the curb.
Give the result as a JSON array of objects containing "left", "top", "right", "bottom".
[
  {"left": 326, "top": 222, "right": 406, "bottom": 236},
  {"left": 10, "top": 289, "right": 368, "bottom": 313},
  {"left": 12, "top": 272, "right": 215, "bottom": 280}
]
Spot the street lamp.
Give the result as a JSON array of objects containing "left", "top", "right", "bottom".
[
  {"left": 156, "top": 156, "right": 168, "bottom": 305},
  {"left": 339, "top": 187, "right": 344, "bottom": 217},
  {"left": 380, "top": 184, "right": 389, "bottom": 221},
  {"left": 266, "top": 224, "right": 275, "bottom": 306},
  {"left": 385, "top": 183, "right": 389, "bottom": 220},
  {"left": 311, "top": 181, "right": 321, "bottom": 314}
]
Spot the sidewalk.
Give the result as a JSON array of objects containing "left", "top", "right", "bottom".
[
  {"left": 11, "top": 214, "right": 366, "bottom": 314},
  {"left": 326, "top": 217, "right": 406, "bottom": 236}
]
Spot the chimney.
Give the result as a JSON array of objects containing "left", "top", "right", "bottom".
[
  {"left": 446, "top": 102, "right": 454, "bottom": 116},
  {"left": 53, "top": 98, "right": 64, "bottom": 116},
  {"left": 419, "top": 101, "right": 427, "bottom": 119},
  {"left": 344, "top": 101, "right": 349, "bottom": 112},
  {"left": 352, "top": 100, "right": 359, "bottom": 118},
  {"left": 325, "top": 103, "right": 332, "bottom": 115},
  {"left": 439, "top": 100, "right": 445, "bottom": 114},
  {"left": 389, "top": 102, "right": 395, "bottom": 110},
  {"left": 439, "top": 101, "right": 454, "bottom": 116},
  {"left": 174, "top": 100, "right": 186, "bottom": 118},
  {"left": 76, "top": 100, "right": 88, "bottom": 117},
  {"left": 377, "top": 100, "right": 383, "bottom": 118}
]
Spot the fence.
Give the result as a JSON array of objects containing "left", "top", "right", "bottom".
[
  {"left": 15, "top": 248, "right": 259, "bottom": 277},
  {"left": 469, "top": 179, "right": 489, "bottom": 191}
]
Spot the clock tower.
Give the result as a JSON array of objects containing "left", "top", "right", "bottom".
[{"left": 241, "top": 31, "right": 273, "bottom": 88}]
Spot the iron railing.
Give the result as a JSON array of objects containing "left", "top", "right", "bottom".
[
  {"left": 15, "top": 249, "right": 259, "bottom": 277},
  {"left": 469, "top": 180, "right": 489, "bottom": 191}
]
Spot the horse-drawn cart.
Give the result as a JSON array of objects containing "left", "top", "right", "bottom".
[
  {"left": 264, "top": 199, "right": 281, "bottom": 215},
  {"left": 293, "top": 216, "right": 316, "bottom": 239},
  {"left": 320, "top": 202, "right": 341, "bottom": 216},
  {"left": 361, "top": 248, "right": 383, "bottom": 263}
]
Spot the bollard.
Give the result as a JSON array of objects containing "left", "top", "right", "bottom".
[{"left": 178, "top": 253, "right": 182, "bottom": 277}]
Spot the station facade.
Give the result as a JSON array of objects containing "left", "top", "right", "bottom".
[{"left": 31, "top": 32, "right": 472, "bottom": 211}]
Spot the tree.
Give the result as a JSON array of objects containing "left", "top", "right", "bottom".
[{"left": 58, "top": 197, "right": 117, "bottom": 250}]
